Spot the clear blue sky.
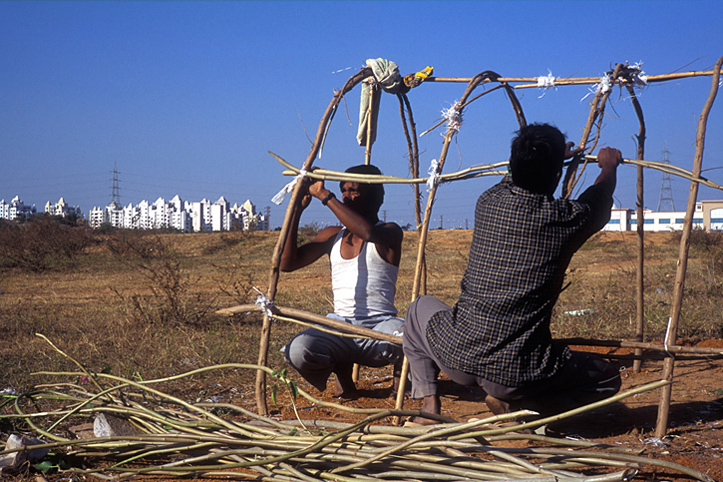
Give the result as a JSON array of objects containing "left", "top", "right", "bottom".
[{"left": 2, "top": 1, "right": 722, "bottom": 229}]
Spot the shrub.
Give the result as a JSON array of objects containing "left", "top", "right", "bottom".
[
  {"left": 106, "top": 231, "right": 246, "bottom": 328},
  {"left": 0, "top": 215, "right": 93, "bottom": 272}
]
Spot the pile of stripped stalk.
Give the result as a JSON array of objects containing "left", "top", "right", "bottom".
[{"left": 0, "top": 335, "right": 714, "bottom": 481}]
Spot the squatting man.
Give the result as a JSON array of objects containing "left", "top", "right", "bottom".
[
  {"left": 280, "top": 164, "right": 405, "bottom": 398},
  {"left": 403, "top": 123, "right": 623, "bottom": 424}
]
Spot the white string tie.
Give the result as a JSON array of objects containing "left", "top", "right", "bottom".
[
  {"left": 581, "top": 74, "right": 612, "bottom": 101},
  {"left": 598, "top": 74, "right": 613, "bottom": 94},
  {"left": 663, "top": 316, "right": 674, "bottom": 358},
  {"left": 441, "top": 102, "right": 463, "bottom": 134},
  {"left": 271, "top": 168, "right": 307, "bottom": 205},
  {"left": 536, "top": 70, "right": 556, "bottom": 97},
  {"left": 253, "top": 287, "right": 275, "bottom": 318},
  {"left": 628, "top": 61, "right": 648, "bottom": 86},
  {"left": 427, "top": 159, "right": 441, "bottom": 192}
]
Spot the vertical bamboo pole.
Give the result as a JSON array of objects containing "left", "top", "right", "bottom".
[
  {"left": 364, "top": 85, "right": 377, "bottom": 165},
  {"left": 255, "top": 69, "right": 372, "bottom": 414},
  {"left": 625, "top": 83, "right": 647, "bottom": 373},
  {"left": 398, "top": 93, "right": 426, "bottom": 293},
  {"left": 654, "top": 56, "right": 722, "bottom": 437},
  {"left": 563, "top": 64, "right": 623, "bottom": 199}
]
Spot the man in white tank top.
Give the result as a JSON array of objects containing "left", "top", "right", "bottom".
[{"left": 280, "top": 164, "right": 404, "bottom": 399}]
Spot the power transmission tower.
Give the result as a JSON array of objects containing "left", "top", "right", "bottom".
[
  {"left": 111, "top": 162, "right": 121, "bottom": 206},
  {"left": 657, "top": 144, "right": 675, "bottom": 212},
  {"left": 264, "top": 206, "right": 271, "bottom": 231}
]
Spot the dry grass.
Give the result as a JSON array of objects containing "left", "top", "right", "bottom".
[{"left": 1, "top": 225, "right": 722, "bottom": 408}]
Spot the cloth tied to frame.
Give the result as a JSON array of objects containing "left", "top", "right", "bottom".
[
  {"left": 271, "top": 168, "right": 307, "bottom": 205},
  {"left": 427, "top": 159, "right": 441, "bottom": 192},
  {"left": 357, "top": 58, "right": 404, "bottom": 146},
  {"left": 404, "top": 66, "right": 434, "bottom": 89}
]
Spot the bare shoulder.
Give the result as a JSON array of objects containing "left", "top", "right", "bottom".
[
  {"left": 379, "top": 222, "right": 404, "bottom": 240},
  {"left": 311, "top": 225, "right": 343, "bottom": 243}
]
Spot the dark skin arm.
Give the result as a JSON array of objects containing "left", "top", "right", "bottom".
[
  {"left": 278, "top": 176, "right": 339, "bottom": 272},
  {"left": 279, "top": 175, "right": 403, "bottom": 272},
  {"left": 592, "top": 147, "right": 621, "bottom": 197}
]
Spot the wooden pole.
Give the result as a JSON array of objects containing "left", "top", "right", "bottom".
[
  {"left": 625, "top": 83, "right": 647, "bottom": 373},
  {"left": 563, "top": 64, "right": 623, "bottom": 199},
  {"left": 396, "top": 71, "right": 528, "bottom": 421},
  {"left": 654, "top": 55, "right": 722, "bottom": 438},
  {"left": 394, "top": 72, "right": 492, "bottom": 423},
  {"left": 364, "top": 84, "right": 377, "bottom": 165},
  {"left": 558, "top": 337, "right": 723, "bottom": 355},
  {"left": 423, "top": 69, "right": 723, "bottom": 87},
  {"left": 255, "top": 68, "right": 372, "bottom": 414},
  {"left": 398, "top": 93, "right": 426, "bottom": 293}
]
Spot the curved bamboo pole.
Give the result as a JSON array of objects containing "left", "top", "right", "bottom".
[
  {"left": 220, "top": 304, "right": 402, "bottom": 345},
  {"left": 393, "top": 72, "right": 528, "bottom": 422},
  {"left": 411, "top": 71, "right": 506, "bottom": 302},
  {"left": 255, "top": 68, "right": 372, "bottom": 414},
  {"left": 397, "top": 93, "right": 426, "bottom": 292},
  {"left": 624, "top": 82, "right": 646, "bottom": 373},
  {"left": 563, "top": 63, "right": 623, "bottom": 199},
  {"left": 655, "top": 55, "right": 723, "bottom": 438}
]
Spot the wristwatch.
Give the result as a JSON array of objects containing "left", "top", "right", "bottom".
[{"left": 321, "top": 192, "right": 336, "bottom": 206}]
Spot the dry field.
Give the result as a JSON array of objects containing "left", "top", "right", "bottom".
[{"left": 1, "top": 223, "right": 723, "bottom": 481}]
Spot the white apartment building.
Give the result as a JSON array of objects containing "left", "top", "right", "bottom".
[
  {"left": 88, "top": 195, "right": 266, "bottom": 232},
  {"left": 603, "top": 200, "right": 723, "bottom": 232},
  {"left": 0, "top": 196, "right": 37, "bottom": 220},
  {"left": 44, "top": 197, "right": 81, "bottom": 218}
]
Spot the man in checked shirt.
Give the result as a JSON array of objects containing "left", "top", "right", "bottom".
[{"left": 403, "top": 123, "right": 623, "bottom": 424}]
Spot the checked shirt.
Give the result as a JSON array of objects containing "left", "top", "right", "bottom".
[{"left": 426, "top": 176, "right": 613, "bottom": 387}]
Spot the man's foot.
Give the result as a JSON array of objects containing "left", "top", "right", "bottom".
[
  {"left": 332, "top": 364, "right": 358, "bottom": 399},
  {"left": 485, "top": 395, "right": 534, "bottom": 433},
  {"left": 484, "top": 394, "right": 511, "bottom": 416},
  {"left": 406, "top": 394, "right": 440, "bottom": 425}
]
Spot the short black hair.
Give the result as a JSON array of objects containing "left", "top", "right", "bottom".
[
  {"left": 509, "top": 123, "right": 567, "bottom": 195},
  {"left": 341, "top": 164, "right": 385, "bottom": 213}
]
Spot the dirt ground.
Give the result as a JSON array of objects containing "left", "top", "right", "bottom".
[{"left": 270, "top": 340, "right": 723, "bottom": 482}]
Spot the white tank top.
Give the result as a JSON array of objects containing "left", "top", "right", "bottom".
[{"left": 330, "top": 228, "right": 399, "bottom": 323}]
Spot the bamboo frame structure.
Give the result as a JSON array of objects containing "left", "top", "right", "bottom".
[
  {"left": 4, "top": 61, "right": 723, "bottom": 481},
  {"left": 242, "top": 61, "right": 723, "bottom": 438}
]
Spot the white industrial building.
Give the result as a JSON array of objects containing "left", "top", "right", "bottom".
[{"left": 603, "top": 200, "right": 723, "bottom": 232}]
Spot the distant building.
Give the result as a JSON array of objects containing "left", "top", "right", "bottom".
[
  {"left": 602, "top": 200, "right": 723, "bottom": 232},
  {"left": 44, "top": 197, "right": 81, "bottom": 218},
  {"left": 0, "top": 196, "right": 36, "bottom": 220},
  {"left": 88, "top": 195, "right": 266, "bottom": 232}
]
